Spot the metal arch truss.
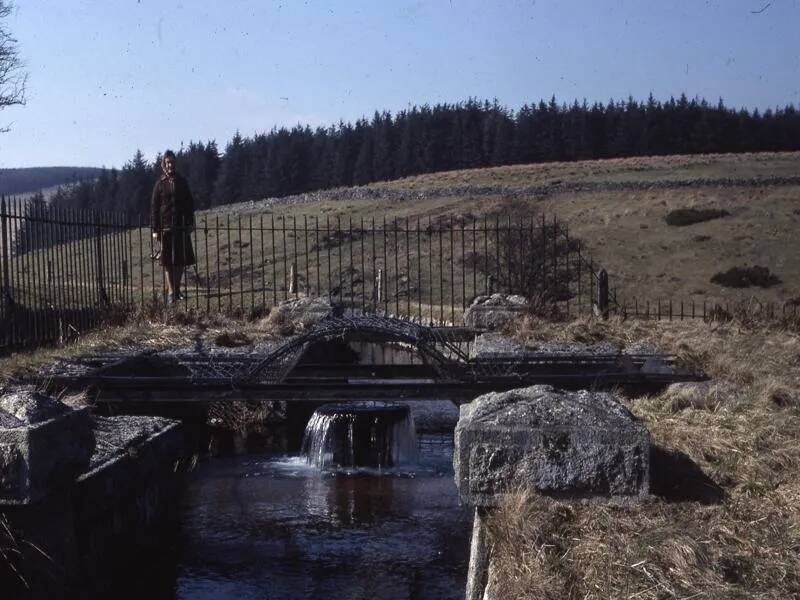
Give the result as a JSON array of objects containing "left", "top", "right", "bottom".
[{"left": 241, "top": 315, "right": 470, "bottom": 384}]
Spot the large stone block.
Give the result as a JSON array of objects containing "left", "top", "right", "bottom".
[
  {"left": 463, "top": 293, "right": 528, "bottom": 330},
  {"left": 469, "top": 332, "right": 524, "bottom": 360},
  {"left": 0, "top": 390, "right": 94, "bottom": 505},
  {"left": 454, "top": 385, "right": 649, "bottom": 506}
]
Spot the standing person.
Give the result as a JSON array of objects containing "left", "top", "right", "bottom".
[{"left": 150, "top": 150, "right": 196, "bottom": 304}]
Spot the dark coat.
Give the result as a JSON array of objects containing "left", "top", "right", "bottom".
[{"left": 150, "top": 172, "right": 195, "bottom": 233}]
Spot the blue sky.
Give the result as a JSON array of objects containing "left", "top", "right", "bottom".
[{"left": 1, "top": 0, "right": 798, "bottom": 168}]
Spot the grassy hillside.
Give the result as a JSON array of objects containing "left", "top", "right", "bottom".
[
  {"left": 220, "top": 151, "right": 799, "bottom": 308},
  {"left": 0, "top": 166, "right": 102, "bottom": 196},
  {"left": 7, "top": 152, "right": 798, "bottom": 321}
]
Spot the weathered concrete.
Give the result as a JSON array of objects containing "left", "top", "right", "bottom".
[
  {"left": 525, "top": 340, "right": 620, "bottom": 355},
  {"left": 465, "top": 507, "right": 490, "bottom": 600},
  {"left": 2, "top": 414, "right": 183, "bottom": 599},
  {"left": 454, "top": 385, "right": 650, "bottom": 507},
  {"left": 0, "top": 389, "right": 94, "bottom": 505},
  {"left": 470, "top": 332, "right": 524, "bottom": 360},
  {"left": 463, "top": 294, "right": 528, "bottom": 331},
  {"left": 265, "top": 295, "right": 333, "bottom": 333}
]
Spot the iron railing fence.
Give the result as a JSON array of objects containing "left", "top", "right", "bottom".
[
  {"left": 1, "top": 197, "right": 613, "bottom": 350},
  {"left": 4, "top": 195, "right": 795, "bottom": 352}
]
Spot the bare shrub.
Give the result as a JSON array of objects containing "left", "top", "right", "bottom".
[
  {"left": 710, "top": 265, "right": 781, "bottom": 288},
  {"left": 665, "top": 207, "right": 730, "bottom": 226}
]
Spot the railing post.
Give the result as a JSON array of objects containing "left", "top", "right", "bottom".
[
  {"left": 486, "top": 274, "right": 494, "bottom": 295},
  {"left": 596, "top": 269, "right": 609, "bottom": 320},
  {"left": 0, "top": 196, "right": 13, "bottom": 312},
  {"left": 376, "top": 268, "right": 384, "bottom": 304},
  {"left": 289, "top": 263, "right": 298, "bottom": 296},
  {"left": 95, "top": 221, "right": 109, "bottom": 307}
]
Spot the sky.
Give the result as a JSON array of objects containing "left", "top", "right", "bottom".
[{"left": 0, "top": 0, "right": 798, "bottom": 169}]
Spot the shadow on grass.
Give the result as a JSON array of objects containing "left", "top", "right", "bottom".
[{"left": 650, "top": 445, "right": 725, "bottom": 505}]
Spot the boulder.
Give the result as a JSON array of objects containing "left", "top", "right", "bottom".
[
  {"left": 265, "top": 296, "right": 333, "bottom": 333},
  {"left": 0, "top": 388, "right": 94, "bottom": 505},
  {"left": 454, "top": 385, "right": 650, "bottom": 507},
  {"left": 463, "top": 294, "right": 528, "bottom": 331}
]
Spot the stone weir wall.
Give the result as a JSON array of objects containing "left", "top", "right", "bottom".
[
  {"left": 454, "top": 384, "right": 651, "bottom": 600},
  {"left": 0, "top": 388, "right": 184, "bottom": 599}
]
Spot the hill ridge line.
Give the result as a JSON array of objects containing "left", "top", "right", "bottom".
[{"left": 209, "top": 175, "right": 800, "bottom": 215}]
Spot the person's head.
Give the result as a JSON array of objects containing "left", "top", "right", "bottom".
[{"left": 162, "top": 150, "right": 176, "bottom": 176}]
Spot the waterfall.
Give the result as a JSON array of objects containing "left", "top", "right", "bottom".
[{"left": 301, "top": 402, "right": 418, "bottom": 469}]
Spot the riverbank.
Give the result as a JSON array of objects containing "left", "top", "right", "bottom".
[{"left": 484, "top": 313, "right": 800, "bottom": 598}]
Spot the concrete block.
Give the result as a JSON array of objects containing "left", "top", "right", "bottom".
[
  {"left": 266, "top": 295, "right": 333, "bottom": 332},
  {"left": 463, "top": 294, "right": 528, "bottom": 330},
  {"left": 470, "top": 332, "right": 524, "bottom": 360},
  {"left": 0, "top": 390, "right": 94, "bottom": 505},
  {"left": 454, "top": 385, "right": 649, "bottom": 507}
]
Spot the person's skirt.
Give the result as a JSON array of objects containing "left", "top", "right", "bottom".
[{"left": 159, "top": 229, "right": 196, "bottom": 267}]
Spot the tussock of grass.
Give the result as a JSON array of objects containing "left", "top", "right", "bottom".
[
  {"left": 665, "top": 207, "right": 730, "bottom": 226},
  {"left": 489, "top": 313, "right": 800, "bottom": 598}
]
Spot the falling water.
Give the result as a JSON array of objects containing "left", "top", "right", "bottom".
[{"left": 301, "top": 402, "right": 418, "bottom": 469}]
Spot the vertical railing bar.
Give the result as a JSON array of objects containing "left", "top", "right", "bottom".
[
  {"left": 226, "top": 214, "right": 232, "bottom": 312},
  {"left": 203, "top": 216, "right": 210, "bottom": 313},
  {"left": 439, "top": 220, "right": 444, "bottom": 324},
  {"left": 281, "top": 215, "right": 288, "bottom": 302},
  {"left": 360, "top": 216, "right": 366, "bottom": 313},
  {"left": 271, "top": 215, "right": 277, "bottom": 306},
  {"left": 292, "top": 215, "right": 299, "bottom": 299},
  {"left": 149, "top": 209, "right": 157, "bottom": 308},
  {"left": 237, "top": 215, "right": 243, "bottom": 312},
  {"left": 506, "top": 214, "right": 512, "bottom": 295},
  {"left": 471, "top": 218, "right": 477, "bottom": 305},
  {"left": 79, "top": 209, "right": 92, "bottom": 325},
  {"left": 213, "top": 215, "right": 221, "bottom": 312},
  {"left": 428, "top": 217, "right": 434, "bottom": 325},
  {"left": 406, "top": 216, "right": 411, "bottom": 318},
  {"left": 382, "top": 216, "right": 388, "bottom": 315},
  {"left": 69, "top": 208, "right": 86, "bottom": 335},
  {"left": 417, "top": 218, "right": 422, "bottom": 322},
  {"left": 370, "top": 217, "right": 376, "bottom": 312},
  {"left": 393, "top": 217, "right": 399, "bottom": 316},
  {"left": 30, "top": 201, "right": 42, "bottom": 342},
  {"left": 259, "top": 215, "right": 266, "bottom": 310},
  {"left": 337, "top": 215, "right": 343, "bottom": 306},
  {"left": 450, "top": 215, "right": 456, "bottom": 324},
  {"left": 248, "top": 214, "right": 254, "bottom": 312},
  {"left": 349, "top": 216, "right": 354, "bottom": 311},
  {"left": 315, "top": 216, "right": 321, "bottom": 298},
  {"left": 326, "top": 215, "right": 332, "bottom": 301},
  {"left": 552, "top": 214, "right": 557, "bottom": 303},
  {"left": 304, "top": 215, "right": 310, "bottom": 299},
  {"left": 37, "top": 200, "right": 52, "bottom": 341}
]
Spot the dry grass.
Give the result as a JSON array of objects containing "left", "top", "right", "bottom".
[
  {"left": 486, "top": 314, "right": 800, "bottom": 599},
  {"left": 0, "top": 308, "right": 284, "bottom": 383}
]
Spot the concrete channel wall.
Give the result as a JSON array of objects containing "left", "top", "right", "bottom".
[{"left": 1, "top": 389, "right": 184, "bottom": 599}]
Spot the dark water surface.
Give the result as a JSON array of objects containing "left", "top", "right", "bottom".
[{"left": 173, "top": 434, "right": 472, "bottom": 600}]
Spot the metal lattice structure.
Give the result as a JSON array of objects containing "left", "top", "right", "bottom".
[{"left": 243, "top": 315, "right": 471, "bottom": 384}]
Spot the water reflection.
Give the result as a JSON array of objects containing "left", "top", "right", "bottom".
[{"left": 174, "top": 434, "right": 471, "bottom": 600}]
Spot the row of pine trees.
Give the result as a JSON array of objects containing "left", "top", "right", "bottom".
[{"left": 49, "top": 94, "right": 800, "bottom": 215}]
